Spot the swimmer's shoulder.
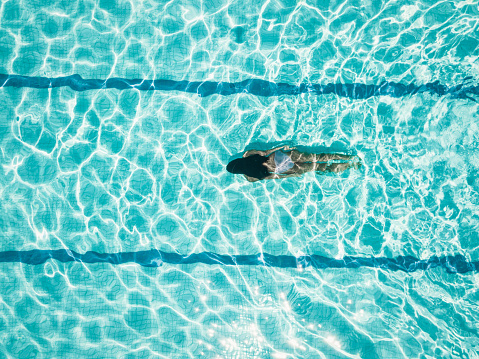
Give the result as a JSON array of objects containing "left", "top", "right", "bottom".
[
  {"left": 244, "top": 175, "right": 259, "bottom": 182},
  {"left": 244, "top": 174, "right": 277, "bottom": 182}
]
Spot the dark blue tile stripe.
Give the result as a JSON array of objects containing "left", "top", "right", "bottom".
[
  {"left": 0, "top": 74, "right": 477, "bottom": 100},
  {"left": 0, "top": 249, "right": 477, "bottom": 273}
]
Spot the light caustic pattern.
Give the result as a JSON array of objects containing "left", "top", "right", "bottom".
[{"left": 1, "top": 0, "right": 479, "bottom": 358}]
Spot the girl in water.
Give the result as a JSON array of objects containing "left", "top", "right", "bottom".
[{"left": 226, "top": 145, "right": 360, "bottom": 182}]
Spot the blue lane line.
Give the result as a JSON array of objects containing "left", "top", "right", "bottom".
[
  {"left": 0, "top": 249, "right": 477, "bottom": 273},
  {"left": 0, "top": 74, "right": 477, "bottom": 100}
]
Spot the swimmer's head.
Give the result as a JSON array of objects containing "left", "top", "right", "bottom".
[{"left": 226, "top": 154, "right": 270, "bottom": 180}]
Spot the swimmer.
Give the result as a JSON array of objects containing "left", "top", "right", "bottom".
[{"left": 226, "top": 145, "right": 361, "bottom": 182}]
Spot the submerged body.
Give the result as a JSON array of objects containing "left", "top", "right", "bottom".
[{"left": 227, "top": 145, "right": 360, "bottom": 182}]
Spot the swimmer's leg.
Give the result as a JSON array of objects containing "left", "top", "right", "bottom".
[
  {"left": 280, "top": 161, "right": 360, "bottom": 177},
  {"left": 314, "top": 161, "right": 360, "bottom": 173},
  {"left": 315, "top": 153, "right": 355, "bottom": 162}
]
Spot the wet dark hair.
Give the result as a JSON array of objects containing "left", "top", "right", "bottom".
[{"left": 226, "top": 154, "right": 270, "bottom": 180}]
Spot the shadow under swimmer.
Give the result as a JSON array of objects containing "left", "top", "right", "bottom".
[{"left": 226, "top": 145, "right": 361, "bottom": 182}]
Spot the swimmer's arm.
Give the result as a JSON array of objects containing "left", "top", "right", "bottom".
[
  {"left": 263, "top": 145, "right": 295, "bottom": 156},
  {"left": 244, "top": 173, "right": 290, "bottom": 182},
  {"left": 244, "top": 173, "right": 301, "bottom": 182},
  {"left": 262, "top": 172, "right": 302, "bottom": 180},
  {"left": 244, "top": 145, "right": 296, "bottom": 158},
  {"left": 243, "top": 150, "right": 266, "bottom": 157}
]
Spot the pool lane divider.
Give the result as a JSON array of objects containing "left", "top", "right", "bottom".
[
  {"left": 0, "top": 74, "right": 477, "bottom": 100},
  {"left": 0, "top": 249, "right": 477, "bottom": 274}
]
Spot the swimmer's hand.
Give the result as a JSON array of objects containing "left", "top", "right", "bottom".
[{"left": 351, "top": 155, "right": 362, "bottom": 170}]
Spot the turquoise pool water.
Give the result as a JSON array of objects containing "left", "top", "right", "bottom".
[{"left": 1, "top": 0, "right": 479, "bottom": 357}]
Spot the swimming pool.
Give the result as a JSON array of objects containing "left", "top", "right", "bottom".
[{"left": 1, "top": 0, "right": 479, "bottom": 357}]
